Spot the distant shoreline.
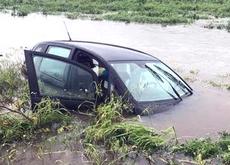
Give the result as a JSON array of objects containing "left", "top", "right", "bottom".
[{"left": 1, "top": 0, "right": 230, "bottom": 24}]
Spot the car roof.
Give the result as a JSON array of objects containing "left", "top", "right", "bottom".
[{"left": 42, "top": 40, "right": 158, "bottom": 62}]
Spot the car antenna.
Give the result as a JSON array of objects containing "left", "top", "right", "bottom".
[{"left": 63, "top": 21, "right": 72, "bottom": 41}]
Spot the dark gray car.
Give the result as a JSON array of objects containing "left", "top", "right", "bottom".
[{"left": 24, "top": 40, "right": 193, "bottom": 114}]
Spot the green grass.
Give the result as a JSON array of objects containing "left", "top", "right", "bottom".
[
  {"left": 1, "top": 0, "right": 230, "bottom": 24},
  {"left": 177, "top": 138, "right": 219, "bottom": 160},
  {"left": 0, "top": 60, "right": 27, "bottom": 105},
  {"left": 0, "top": 98, "right": 72, "bottom": 143},
  {"left": 83, "top": 97, "right": 176, "bottom": 164},
  {"left": 175, "top": 132, "right": 230, "bottom": 164}
]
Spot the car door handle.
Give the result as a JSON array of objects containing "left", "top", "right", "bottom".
[{"left": 31, "top": 92, "right": 37, "bottom": 96}]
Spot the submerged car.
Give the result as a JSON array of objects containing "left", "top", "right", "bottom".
[{"left": 24, "top": 40, "right": 193, "bottom": 115}]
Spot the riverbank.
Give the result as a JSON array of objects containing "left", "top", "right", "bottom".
[{"left": 1, "top": 0, "right": 230, "bottom": 24}]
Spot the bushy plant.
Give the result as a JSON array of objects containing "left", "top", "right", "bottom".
[
  {"left": 0, "top": 61, "right": 26, "bottom": 104},
  {"left": 83, "top": 97, "right": 169, "bottom": 164},
  {"left": 0, "top": 98, "right": 72, "bottom": 143},
  {"left": 179, "top": 138, "right": 219, "bottom": 160},
  {"left": 33, "top": 99, "right": 72, "bottom": 128}
]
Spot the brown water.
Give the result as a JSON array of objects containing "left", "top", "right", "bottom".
[
  {"left": 0, "top": 13, "right": 230, "bottom": 138},
  {"left": 141, "top": 84, "right": 230, "bottom": 139}
]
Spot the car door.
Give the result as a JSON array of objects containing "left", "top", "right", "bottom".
[{"left": 24, "top": 50, "right": 98, "bottom": 111}]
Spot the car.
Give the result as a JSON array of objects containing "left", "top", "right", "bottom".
[{"left": 24, "top": 40, "right": 193, "bottom": 115}]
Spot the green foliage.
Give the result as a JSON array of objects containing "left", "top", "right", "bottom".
[
  {"left": 1, "top": 0, "right": 230, "bottom": 24},
  {"left": 84, "top": 97, "right": 168, "bottom": 164},
  {"left": 218, "top": 132, "right": 230, "bottom": 164},
  {"left": 84, "top": 143, "right": 104, "bottom": 165},
  {"left": 223, "top": 152, "right": 230, "bottom": 165},
  {"left": 0, "top": 61, "right": 27, "bottom": 104},
  {"left": 218, "top": 132, "right": 230, "bottom": 152},
  {"left": 177, "top": 134, "right": 230, "bottom": 164},
  {"left": 0, "top": 114, "right": 33, "bottom": 142},
  {"left": 0, "top": 98, "right": 72, "bottom": 143},
  {"left": 178, "top": 138, "right": 219, "bottom": 160},
  {"left": 33, "top": 99, "right": 72, "bottom": 128}
]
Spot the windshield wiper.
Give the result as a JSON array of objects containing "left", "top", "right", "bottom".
[
  {"left": 145, "top": 65, "right": 182, "bottom": 101},
  {"left": 153, "top": 65, "right": 193, "bottom": 95}
]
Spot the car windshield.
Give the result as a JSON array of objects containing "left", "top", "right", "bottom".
[{"left": 111, "top": 61, "right": 191, "bottom": 102}]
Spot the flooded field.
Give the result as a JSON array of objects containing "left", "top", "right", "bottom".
[{"left": 0, "top": 13, "right": 230, "bottom": 139}]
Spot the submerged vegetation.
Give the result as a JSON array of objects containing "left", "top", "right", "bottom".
[
  {"left": 204, "top": 20, "right": 230, "bottom": 32},
  {"left": 1, "top": 0, "right": 230, "bottom": 24}
]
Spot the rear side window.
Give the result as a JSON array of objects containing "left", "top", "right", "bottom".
[
  {"left": 35, "top": 46, "right": 71, "bottom": 82},
  {"left": 47, "top": 46, "right": 71, "bottom": 58}
]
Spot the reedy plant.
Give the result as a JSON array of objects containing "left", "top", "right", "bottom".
[
  {"left": 0, "top": 60, "right": 27, "bottom": 105},
  {"left": 0, "top": 98, "right": 72, "bottom": 143},
  {"left": 83, "top": 96, "right": 174, "bottom": 164}
]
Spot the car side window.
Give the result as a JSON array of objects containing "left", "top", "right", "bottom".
[
  {"left": 46, "top": 46, "right": 71, "bottom": 58},
  {"left": 33, "top": 56, "right": 95, "bottom": 100},
  {"left": 35, "top": 46, "right": 72, "bottom": 83}
]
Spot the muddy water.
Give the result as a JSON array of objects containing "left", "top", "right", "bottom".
[
  {"left": 142, "top": 84, "right": 230, "bottom": 139},
  {"left": 0, "top": 13, "right": 230, "bottom": 138}
]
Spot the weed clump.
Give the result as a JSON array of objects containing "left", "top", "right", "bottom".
[
  {"left": 0, "top": 98, "right": 72, "bottom": 143},
  {"left": 178, "top": 138, "right": 219, "bottom": 160},
  {"left": 0, "top": 114, "right": 33, "bottom": 142},
  {"left": 223, "top": 152, "right": 230, "bottom": 165},
  {"left": 175, "top": 132, "right": 230, "bottom": 164},
  {"left": 33, "top": 99, "right": 72, "bottom": 128},
  {"left": 0, "top": 61, "right": 27, "bottom": 105},
  {"left": 83, "top": 97, "right": 171, "bottom": 163}
]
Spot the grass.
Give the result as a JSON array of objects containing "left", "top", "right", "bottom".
[
  {"left": 1, "top": 0, "right": 230, "bottom": 24},
  {"left": 0, "top": 60, "right": 28, "bottom": 105},
  {"left": 177, "top": 138, "right": 219, "bottom": 160},
  {"left": 174, "top": 132, "right": 230, "bottom": 164},
  {"left": 0, "top": 98, "right": 72, "bottom": 143},
  {"left": 83, "top": 97, "right": 177, "bottom": 164}
]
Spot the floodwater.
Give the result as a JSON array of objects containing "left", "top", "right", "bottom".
[{"left": 0, "top": 13, "right": 230, "bottom": 139}]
